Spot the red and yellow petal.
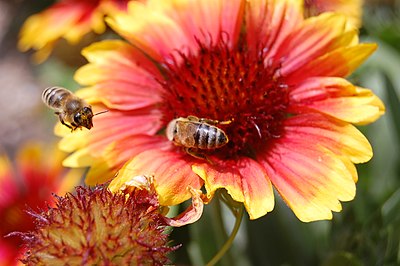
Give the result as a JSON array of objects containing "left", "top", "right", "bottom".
[
  {"left": 16, "top": 142, "right": 64, "bottom": 179},
  {"left": 19, "top": 2, "right": 98, "bottom": 49},
  {"left": 110, "top": 149, "right": 203, "bottom": 206},
  {"left": 0, "top": 241, "right": 23, "bottom": 266},
  {"left": 193, "top": 157, "right": 274, "bottom": 220},
  {"left": 0, "top": 155, "right": 18, "bottom": 208},
  {"left": 238, "top": 158, "right": 274, "bottom": 219},
  {"left": 14, "top": 143, "right": 83, "bottom": 196},
  {"left": 18, "top": 0, "right": 130, "bottom": 63},
  {"left": 76, "top": 40, "right": 162, "bottom": 83},
  {"left": 106, "top": 0, "right": 245, "bottom": 61},
  {"left": 57, "top": 107, "right": 161, "bottom": 152},
  {"left": 75, "top": 40, "right": 163, "bottom": 110},
  {"left": 289, "top": 77, "right": 385, "bottom": 124},
  {"left": 275, "top": 13, "right": 357, "bottom": 75},
  {"left": 77, "top": 81, "right": 161, "bottom": 111},
  {"left": 246, "top": 0, "right": 303, "bottom": 58},
  {"left": 286, "top": 43, "right": 377, "bottom": 82},
  {"left": 283, "top": 113, "right": 373, "bottom": 164},
  {"left": 352, "top": 87, "right": 386, "bottom": 125},
  {"left": 19, "top": 1, "right": 103, "bottom": 62},
  {"left": 192, "top": 159, "right": 245, "bottom": 206},
  {"left": 260, "top": 140, "right": 356, "bottom": 222},
  {"left": 84, "top": 135, "right": 170, "bottom": 184},
  {"left": 0, "top": 154, "right": 13, "bottom": 183},
  {"left": 304, "top": 0, "right": 363, "bottom": 28}
]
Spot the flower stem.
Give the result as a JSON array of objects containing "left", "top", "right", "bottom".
[
  {"left": 213, "top": 191, "right": 229, "bottom": 239},
  {"left": 210, "top": 194, "right": 232, "bottom": 266},
  {"left": 206, "top": 204, "right": 244, "bottom": 266}
]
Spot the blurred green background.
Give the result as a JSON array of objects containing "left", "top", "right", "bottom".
[{"left": 0, "top": 0, "right": 399, "bottom": 265}]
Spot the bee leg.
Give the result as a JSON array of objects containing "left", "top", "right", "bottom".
[
  {"left": 217, "top": 119, "right": 233, "bottom": 125},
  {"left": 186, "top": 115, "right": 232, "bottom": 127},
  {"left": 187, "top": 115, "right": 200, "bottom": 122},
  {"left": 59, "top": 117, "right": 73, "bottom": 131},
  {"left": 185, "top": 148, "right": 214, "bottom": 165},
  {"left": 186, "top": 115, "right": 232, "bottom": 125},
  {"left": 56, "top": 112, "right": 74, "bottom": 131},
  {"left": 70, "top": 122, "right": 80, "bottom": 132},
  {"left": 198, "top": 118, "right": 233, "bottom": 126}
]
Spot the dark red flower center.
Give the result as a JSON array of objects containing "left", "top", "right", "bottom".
[{"left": 160, "top": 38, "right": 289, "bottom": 158}]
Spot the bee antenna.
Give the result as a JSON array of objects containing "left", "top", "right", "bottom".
[{"left": 93, "top": 110, "right": 109, "bottom": 116}]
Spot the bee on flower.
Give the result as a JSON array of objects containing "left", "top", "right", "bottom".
[
  {"left": 55, "top": 0, "right": 384, "bottom": 223},
  {"left": 166, "top": 116, "right": 231, "bottom": 161}
]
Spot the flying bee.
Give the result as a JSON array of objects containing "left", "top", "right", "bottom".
[
  {"left": 42, "top": 86, "right": 107, "bottom": 131},
  {"left": 166, "top": 116, "right": 231, "bottom": 160}
]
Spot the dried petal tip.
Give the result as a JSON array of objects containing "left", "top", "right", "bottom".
[
  {"left": 110, "top": 174, "right": 205, "bottom": 227},
  {"left": 19, "top": 185, "right": 178, "bottom": 265}
]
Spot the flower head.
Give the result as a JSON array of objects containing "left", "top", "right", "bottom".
[
  {"left": 18, "top": 185, "right": 178, "bottom": 265},
  {"left": 0, "top": 143, "right": 80, "bottom": 265},
  {"left": 59, "top": 0, "right": 384, "bottom": 222},
  {"left": 18, "top": 0, "right": 131, "bottom": 63},
  {"left": 304, "top": 0, "right": 363, "bottom": 28}
]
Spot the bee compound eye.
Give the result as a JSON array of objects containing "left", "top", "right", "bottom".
[
  {"left": 166, "top": 119, "right": 178, "bottom": 141},
  {"left": 83, "top": 106, "right": 92, "bottom": 114},
  {"left": 74, "top": 113, "right": 81, "bottom": 123}
]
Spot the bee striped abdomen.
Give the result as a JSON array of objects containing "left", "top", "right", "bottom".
[
  {"left": 166, "top": 116, "right": 229, "bottom": 153},
  {"left": 195, "top": 123, "right": 227, "bottom": 149},
  {"left": 42, "top": 86, "right": 71, "bottom": 109}
]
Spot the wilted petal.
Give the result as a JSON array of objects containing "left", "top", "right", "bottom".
[
  {"left": 110, "top": 149, "right": 203, "bottom": 206},
  {"left": 164, "top": 186, "right": 204, "bottom": 227}
]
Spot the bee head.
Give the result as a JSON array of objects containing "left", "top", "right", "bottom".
[
  {"left": 166, "top": 118, "right": 178, "bottom": 141},
  {"left": 74, "top": 106, "right": 94, "bottom": 129}
]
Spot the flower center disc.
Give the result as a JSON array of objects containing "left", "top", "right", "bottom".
[{"left": 161, "top": 39, "right": 289, "bottom": 158}]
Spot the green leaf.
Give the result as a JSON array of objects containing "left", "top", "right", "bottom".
[
  {"left": 382, "top": 188, "right": 400, "bottom": 226},
  {"left": 382, "top": 72, "right": 400, "bottom": 145},
  {"left": 322, "top": 252, "right": 363, "bottom": 266}
]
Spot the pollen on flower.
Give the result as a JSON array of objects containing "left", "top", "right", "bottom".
[
  {"left": 160, "top": 37, "right": 289, "bottom": 158},
  {"left": 18, "top": 185, "right": 179, "bottom": 265}
]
